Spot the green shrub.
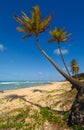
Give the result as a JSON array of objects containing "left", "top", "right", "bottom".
[{"left": 71, "top": 125, "right": 84, "bottom": 130}]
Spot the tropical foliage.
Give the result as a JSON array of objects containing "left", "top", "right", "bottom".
[
  {"left": 48, "top": 28, "right": 71, "bottom": 43},
  {"left": 48, "top": 27, "right": 71, "bottom": 75},
  {"left": 14, "top": 6, "right": 53, "bottom": 39},
  {"left": 71, "top": 59, "right": 80, "bottom": 78}
]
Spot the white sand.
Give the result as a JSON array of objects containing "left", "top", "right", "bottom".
[{"left": 0, "top": 81, "right": 71, "bottom": 115}]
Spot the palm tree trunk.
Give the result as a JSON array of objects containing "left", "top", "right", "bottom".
[
  {"left": 36, "top": 37, "right": 84, "bottom": 127},
  {"left": 36, "top": 37, "right": 84, "bottom": 90},
  {"left": 57, "top": 43, "right": 71, "bottom": 76},
  {"left": 75, "top": 72, "right": 78, "bottom": 79},
  {"left": 68, "top": 86, "right": 84, "bottom": 126}
]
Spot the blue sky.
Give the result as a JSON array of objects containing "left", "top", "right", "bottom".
[{"left": 0, "top": 0, "right": 84, "bottom": 81}]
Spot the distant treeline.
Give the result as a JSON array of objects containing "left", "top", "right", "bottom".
[{"left": 72, "top": 73, "right": 84, "bottom": 80}]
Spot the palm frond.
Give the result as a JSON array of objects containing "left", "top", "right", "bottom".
[
  {"left": 22, "top": 33, "right": 32, "bottom": 39},
  {"left": 14, "top": 14, "right": 24, "bottom": 25},
  {"left": 39, "top": 24, "right": 51, "bottom": 33},
  {"left": 21, "top": 12, "right": 33, "bottom": 32},
  {"left": 40, "top": 13, "right": 54, "bottom": 31},
  {"left": 22, "top": 11, "right": 31, "bottom": 23},
  {"left": 62, "top": 38, "right": 72, "bottom": 42},
  {"left": 31, "top": 6, "right": 42, "bottom": 35},
  {"left": 65, "top": 33, "right": 72, "bottom": 37},
  {"left": 17, "top": 27, "right": 27, "bottom": 32},
  {"left": 32, "top": 6, "right": 41, "bottom": 24},
  {"left": 48, "top": 38, "right": 57, "bottom": 42}
]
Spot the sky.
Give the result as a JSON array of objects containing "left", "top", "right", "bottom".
[{"left": 0, "top": 0, "right": 84, "bottom": 81}]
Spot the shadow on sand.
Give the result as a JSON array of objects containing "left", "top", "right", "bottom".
[{"left": 4, "top": 94, "right": 69, "bottom": 115}]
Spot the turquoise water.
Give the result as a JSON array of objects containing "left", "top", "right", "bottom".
[{"left": 0, "top": 81, "right": 51, "bottom": 91}]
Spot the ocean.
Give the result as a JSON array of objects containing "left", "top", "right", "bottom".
[{"left": 0, "top": 81, "right": 51, "bottom": 91}]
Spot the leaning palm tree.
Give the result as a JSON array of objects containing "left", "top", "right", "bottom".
[
  {"left": 14, "top": 6, "right": 82, "bottom": 87},
  {"left": 48, "top": 27, "right": 71, "bottom": 76},
  {"left": 14, "top": 5, "right": 84, "bottom": 127}
]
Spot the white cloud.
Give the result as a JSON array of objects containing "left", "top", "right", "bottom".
[
  {"left": 38, "top": 72, "right": 43, "bottom": 76},
  {"left": 37, "top": 72, "right": 44, "bottom": 79},
  {"left": 0, "top": 44, "right": 6, "bottom": 52},
  {"left": 53, "top": 48, "right": 68, "bottom": 55}
]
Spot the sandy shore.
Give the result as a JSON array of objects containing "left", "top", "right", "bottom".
[{"left": 0, "top": 81, "right": 71, "bottom": 115}]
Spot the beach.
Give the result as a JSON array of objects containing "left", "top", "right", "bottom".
[
  {"left": 0, "top": 81, "right": 77, "bottom": 130},
  {"left": 0, "top": 81, "right": 72, "bottom": 115}
]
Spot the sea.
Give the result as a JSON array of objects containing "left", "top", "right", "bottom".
[{"left": 0, "top": 81, "right": 52, "bottom": 91}]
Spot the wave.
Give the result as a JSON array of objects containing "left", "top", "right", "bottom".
[
  {"left": 0, "top": 82, "right": 18, "bottom": 85},
  {"left": 0, "top": 81, "right": 27, "bottom": 85},
  {"left": 0, "top": 81, "right": 52, "bottom": 91},
  {"left": 0, "top": 81, "right": 51, "bottom": 85}
]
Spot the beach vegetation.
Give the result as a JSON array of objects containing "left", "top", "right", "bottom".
[
  {"left": 74, "top": 73, "right": 84, "bottom": 80},
  {"left": 0, "top": 106, "right": 70, "bottom": 130}
]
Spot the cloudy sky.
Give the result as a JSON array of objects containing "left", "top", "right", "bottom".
[{"left": 0, "top": 0, "right": 84, "bottom": 81}]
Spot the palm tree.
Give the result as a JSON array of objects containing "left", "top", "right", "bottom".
[
  {"left": 48, "top": 27, "right": 71, "bottom": 76},
  {"left": 13, "top": 6, "right": 80, "bottom": 87},
  {"left": 14, "top": 5, "right": 84, "bottom": 126},
  {"left": 71, "top": 59, "right": 80, "bottom": 78}
]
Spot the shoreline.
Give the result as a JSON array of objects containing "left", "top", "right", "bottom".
[
  {"left": 0, "top": 81, "right": 71, "bottom": 116},
  {"left": 0, "top": 81, "right": 67, "bottom": 93},
  {"left": 0, "top": 81, "right": 55, "bottom": 92}
]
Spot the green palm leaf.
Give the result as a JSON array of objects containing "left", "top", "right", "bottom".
[
  {"left": 40, "top": 14, "right": 54, "bottom": 32},
  {"left": 32, "top": 6, "right": 41, "bottom": 24},
  {"left": 14, "top": 14, "right": 24, "bottom": 25},
  {"left": 22, "top": 33, "right": 32, "bottom": 39},
  {"left": 16, "top": 27, "right": 28, "bottom": 32},
  {"left": 22, "top": 11, "right": 31, "bottom": 23},
  {"left": 49, "top": 27, "right": 72, "bottom": 43}
]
